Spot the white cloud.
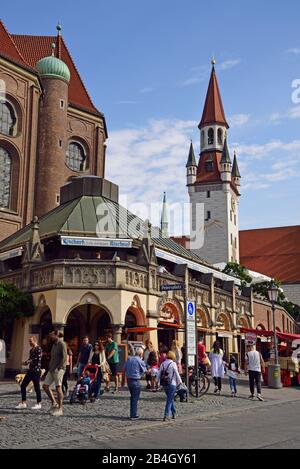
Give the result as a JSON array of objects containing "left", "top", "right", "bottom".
[
  {"left": 106, "top": 119, "right": 300, "bottom": 233},
  {"left": 228, "top": 114, "right": 250, "bottom": 127},
  {"left": 219, "top": 59, "right": 241, "bottom": 70},
  {"left": 270, "top": 105, "right": 300, "bottom": 122},
  {"left": 139, "top": 87, "right": 154, "bottom": 94},
  {"left": 288, "top": 48, "right": 300, "bottom": 54}
]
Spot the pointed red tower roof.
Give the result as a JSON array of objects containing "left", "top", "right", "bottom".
[
  {"left": 0, "top": 19, "right": 29, "bottom": 68},
  {"left": 198, "top": 65, "right": 229, "bottom": 129}
]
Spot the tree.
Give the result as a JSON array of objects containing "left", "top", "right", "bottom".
[
  {"left": 252, "top": 279, "right": 298, "bottom": 319},
  {"left": 0, "top": 282, "right": 34, "bottom": 339},
  {"left": 222, "top": 262, "right": 253, "bottom": 288}
]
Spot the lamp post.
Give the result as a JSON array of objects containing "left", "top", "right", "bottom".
[{"left": 267, "top": 280, "right": 281, "bottom": 388}]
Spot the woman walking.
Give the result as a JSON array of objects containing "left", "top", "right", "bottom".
[
  {"left": 158, "top": 351, "right": 182, "bottom": 421},
  {"left": 89, "top": 342, "right": 107, "bottom": 400},
  {"left": 143, "top": 340, "right": 154, "bottom": 390},
  {"left": 209, "top": 341, "right": 225, "bottom": 395},
  {"left": 15, "top": 336, "right": 42, "bottom": 410},
  {"left": 170, "top": 340, "right": 182, "bottom": 374}
]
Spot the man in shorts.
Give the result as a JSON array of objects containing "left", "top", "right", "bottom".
[
  {"left": 43, "top": 330, "right": 67, "bottom": 416},
  {"left": 105, "top": 332, "right": 119, "bottom": 392}
]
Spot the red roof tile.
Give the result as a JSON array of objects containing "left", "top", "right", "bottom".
[
  {"left": 0, "top": 20, "right": 29, "bottom": 68},
  {"left": 199, "top": 67, "right": 229, "bottom": 129},
  {"left": 240, "top": 226, "right": 300, "bottom": 283}
]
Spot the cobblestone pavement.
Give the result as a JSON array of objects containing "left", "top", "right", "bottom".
[{"left": 0, "top": 377, "right": 299, "bottom": 449}]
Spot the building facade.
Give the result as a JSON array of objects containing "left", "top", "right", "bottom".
[{"left": 0, "top": 21, "right": 107, "bottom": 241}]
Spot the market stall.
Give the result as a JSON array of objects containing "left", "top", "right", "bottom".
[{"left": 240, "top": 328, "right": 300, "bottom": 387}]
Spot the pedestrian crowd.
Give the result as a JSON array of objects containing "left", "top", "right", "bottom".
[{"left": 15, "top": 333, "right": 266, "bottom": 420}]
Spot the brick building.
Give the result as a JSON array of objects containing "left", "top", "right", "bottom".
[{"left": 0, "top": 21, "right": 107, "bottom": 241}]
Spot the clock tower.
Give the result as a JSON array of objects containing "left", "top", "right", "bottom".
[{"left": 186, "top": 60, "right": 241, "bottom": 265}]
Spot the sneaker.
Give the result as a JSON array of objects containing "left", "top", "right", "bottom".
[
  {"left": 257, "top": 394, "right": 264, "bottom": 402},
  {"left": 52, "top": 408, "right": 63, "bottom": 417},
  {"left": 171, "top": 413, "right": 176, "bottom": 420},
  {"left": 248, "top": 395, "right": 255, "bottom": 400},
  {"left": 163, "top": 416, "right": 169, "bottom": 422},
  {"left": 231, "top": 392, "right": 235, "bottom": 398},
  {"left": 214, "top": 387, "right": 218, "bottom": 393},
  {"left": 31, "top": 403, "right": 42, "bottom": 410},
  {"left": 15, "top": 402, "right": 27, "bottom": 409},
  {"left": 130, "top": 416, "right": 140, "bottom": 421}
]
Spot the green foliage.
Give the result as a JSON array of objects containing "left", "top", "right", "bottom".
[
  {"left": 222, "top": 264, "right": 299, "bottom": 319},
  {"left": 0, "top": 282, "right": 34, "bottom": 337},
  {"left": 222, "top": 262, "right": 253, "bottom": 288}
]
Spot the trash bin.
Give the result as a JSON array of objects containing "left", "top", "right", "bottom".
[{"left": 268, "top": 364, "right": 282, "bottom": 389}]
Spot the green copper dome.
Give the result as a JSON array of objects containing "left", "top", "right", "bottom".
[{"left": 36, "top": 55, "right": 70, "bottom": 83}]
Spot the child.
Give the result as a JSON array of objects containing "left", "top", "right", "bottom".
[
  {"left": 76, "top": 370, "right": 91, "bottom": 396},
  {"left": 148, "top": 350, "right": 159, "bottom": 391},
  {"left": 226, "top": 356, "right": 239, "bottom": 397}
]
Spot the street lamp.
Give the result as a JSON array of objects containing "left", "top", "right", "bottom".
[{"left": 267, "top": 280, "right": 281, "bottom": 388}]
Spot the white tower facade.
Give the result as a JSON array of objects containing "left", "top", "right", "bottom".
[{"left": 187, "top": 63, "right": 241, "bottom": 265}]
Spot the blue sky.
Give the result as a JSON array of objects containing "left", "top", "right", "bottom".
[{"left": 2, "top": 1, "right": 300, "bottom": 233}]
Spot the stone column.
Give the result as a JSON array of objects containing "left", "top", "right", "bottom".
[{"left": 112, "top": 324, "right": 124, "bottom": 344}]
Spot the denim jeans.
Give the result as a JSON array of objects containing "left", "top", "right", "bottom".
[
  {"left": 127, "top": 379, "right": 141, "bottom": 418},
  {"left": 77, "top": 363, "right": 86, "bottom": 379},
  {"left": 92, "top": 369, "right": 102, "bottom": 398},
  {"left": 163, "top": 384, "right": 177, "bottom": 417},
  {"left": 229, "top": 377, "right": 237, "bottom": 394}
]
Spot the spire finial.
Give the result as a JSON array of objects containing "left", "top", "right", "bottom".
[
  {"left": 56, "top": 22, "right": 62, "bottom": 36},
  {"left": 50, "top": 42, "right": 56, "bottom": 56},
  {"left": 211, "top": 54, "right": 216, "bottom": 66}
]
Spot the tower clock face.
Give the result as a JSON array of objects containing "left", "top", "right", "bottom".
[{"left": 231, "top": 197, "right": 236, "bottom": 212}]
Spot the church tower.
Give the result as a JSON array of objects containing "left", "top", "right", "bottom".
[{"left": 187, "top": 60, "right": 241, "bottom": 265}]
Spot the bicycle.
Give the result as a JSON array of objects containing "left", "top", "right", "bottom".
[{"left": 188, "top": 366, "right": 210, "bottom": 397}]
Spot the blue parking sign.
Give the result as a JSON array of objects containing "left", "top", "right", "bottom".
[{"left": 187, "top": 301, "right": 195, "bottom": 317}]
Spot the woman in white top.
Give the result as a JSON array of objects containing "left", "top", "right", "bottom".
[
  {"left": 209, "top": 341, "right": 225, "bottom": 395},
  {"left": 157, "top": 351, "right": 182, "bottom": 421}
]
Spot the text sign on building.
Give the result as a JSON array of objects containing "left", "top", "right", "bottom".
[
  {"left": 186, "top": 301, "right": 196, "bottom": 355},
  {"left": 61, "top": 236, "right": 132, "bottom": 248},
  {"left": 160, "top": 283, "right": 184, "bottom": 292},
  {"left": 245, "top": 332, "right": 257, "bottom": 346}
]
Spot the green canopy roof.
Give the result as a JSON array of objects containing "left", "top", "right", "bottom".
[{"left": 0, "top": 194, "right": 211, "bottom": 267}]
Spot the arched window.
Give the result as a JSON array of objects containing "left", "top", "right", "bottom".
[
  {"left": 208, "top": 128, "right": 214, "bottom": 145},
  {"left": 0, "top": 101, "right": 16, "bottom": 136},
  {"left": 66, "top": 141, "right": 87, "bottom": 172},
  {"left": 0, "top": 146, "right": 12, "bottom": 208},
  {"left": 218, "top": 128, "right": 223, "bottom": 145},
  {"left": 201, "top": 130, "right": 205, "bottom": 147}
]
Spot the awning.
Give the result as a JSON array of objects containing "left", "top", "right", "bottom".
[
  {"left": 240, "top": 327, "right": 300, "bottom": 342},
  {"left": 126, "top": 327, "right": 158, "bottom": 333},
  {"left": 159, "top": 322, "right": 183, "bottom": 329}
]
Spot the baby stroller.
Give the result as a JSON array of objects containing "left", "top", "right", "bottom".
[
  {"left": 69, "top": 364, "right": 98, "bottom": 405},
  {"left": 174, "top": 383, "right": 188, "bottom": 402}
]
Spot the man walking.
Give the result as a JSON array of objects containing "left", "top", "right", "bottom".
[
  {"left": 43, "top": 330, "right": 67, "bottom": 416},
  {"left": 15, "top": 336, "right": 42, "bottom": 410},
  {"left": 245, "top": 344, "right": 265, "bottom": 401},
  {"left": 105, "top": 333, "right": 119, "bottom": 392},
  {"left": 76, "top": 336, "right": 93, "bottom": 378},
  {"left": 124, "top": 348, "right": 147, "bottom": 420}
]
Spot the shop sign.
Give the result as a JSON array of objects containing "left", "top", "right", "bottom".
[
  {"left": 61, "top": 236, "right": 132, "bottom": 248},
  {"left": 159, "top": 305, "right": 176, "bottom": 323},
  {"left": 245, "top": 332, "right": 257, "bottom": 346}
]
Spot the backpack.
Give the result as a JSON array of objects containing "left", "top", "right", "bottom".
[{"left": 160, "top": 362, "right": 173, "bottom": 386}]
